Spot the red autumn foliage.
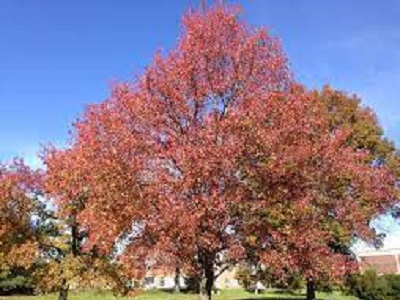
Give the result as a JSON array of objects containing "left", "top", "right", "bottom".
[{"left": 43, "top": 4, "right": 398, "bottom": 299}]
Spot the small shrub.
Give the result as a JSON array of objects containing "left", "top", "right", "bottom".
[
  {"left": 236, "top": 267, "right": 253, "bottom": 290},
  {"left": 384, "top": 274, "right": 400, "bottom": 300},
  {"left": 0, "top": 275, "right": 34, "bottom": 295},
  {"left": 345, "top": 269, "right": 400, "bottom": 300},
  {"left": 316, "top": 276, "right": 335, "bottom": 294},
  {"left": 286, "top": 274, "right": 303, "bottom": 293}
]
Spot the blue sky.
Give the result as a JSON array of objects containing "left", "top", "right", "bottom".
[{"left": 1, "top": 0, "right": 400, "bottom": 248}]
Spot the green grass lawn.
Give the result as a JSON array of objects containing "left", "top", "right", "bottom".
[{"left": 0, "top": 289, "right": 358, "bottom": 300}]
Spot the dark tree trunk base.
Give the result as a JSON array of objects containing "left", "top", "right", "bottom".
[
  {"left": 199, "top": 254, "right": 215, "bottom": 300},
  {"left": 58, "top": 278, "right": 69, "bottom": 300},
  {"left": 174, "top": 267, "right": 181, "bottom": 293},
  {"left": 306, "top": 277, "right": 316, "bottom": 300},
  {"left": 58, "top": 286, "right": 69, "bottom": 300}
]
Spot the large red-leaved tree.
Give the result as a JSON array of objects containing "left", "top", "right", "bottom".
[{"left": 44, "top": 4, "right": 398, "bottom": 300}]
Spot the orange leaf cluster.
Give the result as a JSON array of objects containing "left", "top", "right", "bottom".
[{"left": 0, "top": 160, "right": 41, "bottom": 272}]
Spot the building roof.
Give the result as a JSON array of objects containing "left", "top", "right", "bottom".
[{"left": 358, "top": 248, "right": 400, "bottom": 275}]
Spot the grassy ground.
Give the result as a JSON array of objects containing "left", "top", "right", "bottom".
[{"left": 0, "top": 289, "right": 358, "bottom": 300}]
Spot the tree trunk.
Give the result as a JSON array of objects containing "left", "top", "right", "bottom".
[
  {"left": 174, "top": 266, "right": 181, "bottom": 293},
  {"left": 254, "top": 274, "right": 259, "bottom": 294},
  {"left": 306, "top": 277, "right": 316, "bottom": 300},
  {"left": 254, "top": 263, "right": 260, "bottom": 294},
  {"left": 58, "top": 279, "right": 69, "bottom": 300},
  {"left": 205, "top": 264, "right": 214, "bottom": 300},
  {"left": 199, "top": 253, "right": 215, "bottom": 300}
]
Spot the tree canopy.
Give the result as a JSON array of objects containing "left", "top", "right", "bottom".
[
  {"left": 40, "top": 4, "right": 399, "bottom": 300},
  {"left": 0, "top": 160, "right": 41, "bottom": 278}
]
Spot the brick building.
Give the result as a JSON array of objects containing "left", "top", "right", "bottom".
[{"left": 358, "top": 248, "right": 400, "bottom": 275}]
